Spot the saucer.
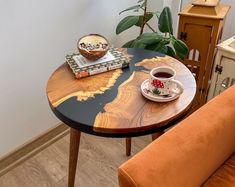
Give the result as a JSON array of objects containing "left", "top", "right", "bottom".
[{"left": 141, "top": 79, "right": 182, "bottom": 102}]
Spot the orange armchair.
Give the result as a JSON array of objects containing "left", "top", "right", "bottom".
[{"left": 118, "top": 85, "right": 235, "bottom": 187}]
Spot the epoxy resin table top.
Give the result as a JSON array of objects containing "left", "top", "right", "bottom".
[{"left": 46, "top": 48, "right": 196, "bottom": 137}]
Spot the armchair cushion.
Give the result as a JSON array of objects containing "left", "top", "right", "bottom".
[{"left": 118, "top": 85, "right": 235, "bottom": 187}]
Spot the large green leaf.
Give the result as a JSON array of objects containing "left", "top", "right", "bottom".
[
  {"left": 146, "top": 43, "right": 159, "bottom": 51},
  {"left": 158, "top": 7, "right": 173, "bottom": 34},
  {"left": 177, "top": 53, "right": 185, "bottom": 60},
  {"left": 171, "top": 37, "right": 188, "bottom": 60},
  {"left": 133, "top": 41, "right": 146, "bottom": 48},
  {"left": 119, "top": 5, "right": 140, "bottom": 15},
  {"left": 116, "top": 16, "right": 139, "bottom": 34},
  {"left": 122, "top": 39, "right": 146, "bottom": 49},
  {"left": 160, "top": 46, "right": 168, "bottom": 54},
  {"left": 135, "top": 13, "right": 153, "bottom": 27},
  {"left": 166, "top": 46, "right": 176, "bottom": 57},
  {"left": 145, "top": 40, "right": 169, "bottom": 54},
  {"left": 138, "top": 37, "right": 161, "bottom": 45},
  {"left": 138, "top": 32, "right": 162, "bottom": 38},
  {"left": 154, "top": 40, "right": 169, "bottom": 51},
  {"left": 154, "top": 44, "right": 168, "bottom": 54},
  {"left": 137, "top": 33, "right": 164, "bottom": 45},
  {"left": 122, "top": 39, "right": 136, "bottom": 48}
]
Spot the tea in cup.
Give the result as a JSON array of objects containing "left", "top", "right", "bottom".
[{"left": 149, "top": 66, "right": 184, "bottom": 96}]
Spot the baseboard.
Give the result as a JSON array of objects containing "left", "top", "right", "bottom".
[{"left": 0, "top": 123, "right": 69, "bottom": 177}]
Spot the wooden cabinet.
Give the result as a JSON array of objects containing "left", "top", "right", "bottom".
[
  {"left": 178, "top": 0, "right": 230, "bottom": 109},
  {"left": 208, "top": 37, "right": 235, "bottom": 100}
]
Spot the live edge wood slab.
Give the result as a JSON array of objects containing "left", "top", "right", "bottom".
[{"left": 47, "top": 48, "right": 196, "bottom": 138}]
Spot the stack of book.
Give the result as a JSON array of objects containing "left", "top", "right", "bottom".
[{"left": 66, "top": 47, "right": 131, "bottom": 79}]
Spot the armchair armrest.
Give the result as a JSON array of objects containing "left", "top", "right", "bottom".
[{"left": 118, "top": 85, "right": 235, "bottom": 187}]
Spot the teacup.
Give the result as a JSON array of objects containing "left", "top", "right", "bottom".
[{"left": 148, "top": 66, "right": 184, "bottom": 96}]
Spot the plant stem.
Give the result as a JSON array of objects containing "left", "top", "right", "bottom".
[
  {"left": 146, "top": 23, "right": 156, "bottom": 32},
  {"left": 139, "top": 0, "right": 148, "bottom": 36}
]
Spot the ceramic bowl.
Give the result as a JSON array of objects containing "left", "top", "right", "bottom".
[{"left": 77, "top": 34, "right": 109, "bottom": 61}]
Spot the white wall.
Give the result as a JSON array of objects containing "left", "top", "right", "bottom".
[
  {"left": 0, "top": 0, "right": 165, "bottom": 157},
  {"left": 181, "top": 0, "right": 235, "bottom": 40}
]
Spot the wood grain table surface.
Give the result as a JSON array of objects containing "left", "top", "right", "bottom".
[{"left": 47, "top": 48, "right": 196, "bottom": 137}]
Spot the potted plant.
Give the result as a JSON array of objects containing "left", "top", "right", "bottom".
[{"left": 116, "top": 0, "right": 188, "bottom": 60}]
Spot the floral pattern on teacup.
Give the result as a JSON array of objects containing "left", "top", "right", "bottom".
[
  {"left": 151, "top": 80, "right": 164, "bottom": 88},
  {"left": 151, "top": 80, "right": 164, "bottom": 95}
]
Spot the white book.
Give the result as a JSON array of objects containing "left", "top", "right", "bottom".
[{"left": 72, "top": 51, "right": 116, "bottom": 68}]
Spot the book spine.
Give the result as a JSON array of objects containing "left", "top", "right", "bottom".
[{"left": 75, "top": 62, "right": 129, "bottom": 79}]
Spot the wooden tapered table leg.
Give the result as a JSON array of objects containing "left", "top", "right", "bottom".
[
  {"left": 126, "top": 138, "right": 132, "bottom": 156},
  {"left": 68, "top": 128, "right": 81, "bottom": 187},
  {"left": 152, "top": 131, "right": 164, "bottom": 141}
]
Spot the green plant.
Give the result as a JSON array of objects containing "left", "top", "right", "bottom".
[{"left": 116, "top": 0, "right": 188, "bottom": 60}]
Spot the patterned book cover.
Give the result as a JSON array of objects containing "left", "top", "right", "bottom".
[{"left": 66, "top": 48, "right": 131, "bottom": 79}]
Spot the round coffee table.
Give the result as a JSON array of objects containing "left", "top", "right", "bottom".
[{"left": 46, "top": 48, "right": 196, "bottom": 187}]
